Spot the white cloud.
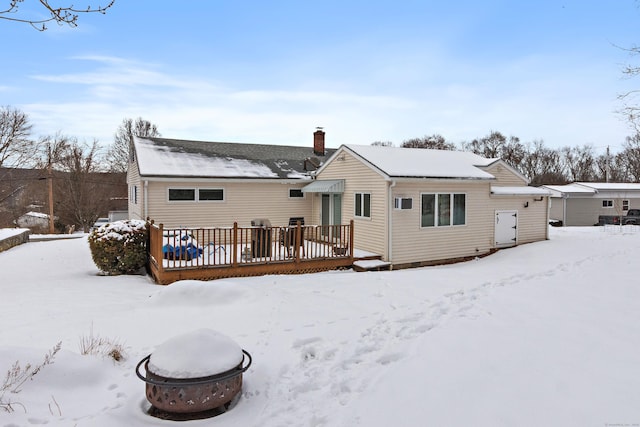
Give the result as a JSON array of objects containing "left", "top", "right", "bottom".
[{"left": 20, "top": 53, "right": 636, "bottom": 154}]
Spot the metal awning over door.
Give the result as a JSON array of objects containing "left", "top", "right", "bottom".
[{"left": 301, "top": 179, "right": 345, "bottom": 193}]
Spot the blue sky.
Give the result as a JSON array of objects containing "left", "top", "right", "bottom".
[{"left": 2, "top": 1, "right": 639, "bottom": 154}]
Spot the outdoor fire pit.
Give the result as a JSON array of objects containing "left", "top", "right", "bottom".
[{"left": 136, "top": 329, "right": 252, "bottom": 420}]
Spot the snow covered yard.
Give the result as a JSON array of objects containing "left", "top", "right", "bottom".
[{"left": 0, "top": 226, "right": 639, "bottom": 426}]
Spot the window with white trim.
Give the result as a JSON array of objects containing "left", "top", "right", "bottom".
[
  {"left": 421, "top": 193, "right": 466, "bottom": 227},
  {"left": 623, "top": 200, "right": 630, "bottom": 211},
  {"left": 168, "top": 188, "right": 224, "bottom": 202},
  {"left": 355, "top": 192, "right": 371, "bottom": 218},
  {"left": 169, "top": 188, "right": 196, "bottom": 201},
  {"left": 199, "top": 188, "right": 224, "bottom": 201},
  {"left": 602, "top": 200, "right": 613, "bottom": 208},
  {"left": 394, "top": 197, "right": 413, "bottom": 210}
]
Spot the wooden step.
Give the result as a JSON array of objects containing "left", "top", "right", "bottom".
[{"left": 353, "top": 259, "right": 392, "bottom": 272}]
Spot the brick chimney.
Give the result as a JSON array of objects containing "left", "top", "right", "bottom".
[{"left": 313, "top": 127, "right": 325, "bottom": 156}]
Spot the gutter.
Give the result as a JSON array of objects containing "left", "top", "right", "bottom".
[
  {"left": 387, "top": 179, "right": 396, "bottom": 263},
  {"left": 144, "top": 180, "right": 149, "bottom": 220}
]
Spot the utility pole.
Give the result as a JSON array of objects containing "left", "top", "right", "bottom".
[{"left": 47, "top": 143, "right": 54, "bottom": 234}]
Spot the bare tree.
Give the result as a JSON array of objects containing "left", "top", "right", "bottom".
[
  {"left": 561, "top": 144, "right": 597, "bottom": 182},
  {"left": 0, "top": 0, "right": 114, "bottom": 31},
  {"left": 107, "top": 117, "right": 160, "bottom": 173},
  {"left": 45, "top": 135, "right": 113, "bottom": 231},
  {"left": 521, "top": 140, "right": 567, "bottom": 185},
  {"left": 0, "top": 106, "right": 35, "bottom": 169},
  {"left": 401, "top": 134, "right": 456, "bottom": 150},
  {"left": 618, "top": 134, "right": 640, "bottom": 181},
  {"left": 463, "top": 130, "right": 509, "bottom": 159}
]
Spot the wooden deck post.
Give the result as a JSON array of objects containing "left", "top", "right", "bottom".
[
  {"left": 157, "top": 223, "right": 164, "bottom": 274},
  {"left": 349, "top": 219, "right": 354, "bottom": 259},
  {"left": 232, "top": 222, "right": 238, "bottom": 267},
  {"left": 294, "top": 220, "right": 302, "bottom": 263}
]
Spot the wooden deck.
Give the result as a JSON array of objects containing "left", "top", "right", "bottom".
[{"left": 148, "top": 220, "right": 356, "bottom": 285}]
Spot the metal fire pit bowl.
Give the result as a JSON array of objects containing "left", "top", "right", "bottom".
[{"left": 136, "top": 349, "right": 252, "bottom": 417}]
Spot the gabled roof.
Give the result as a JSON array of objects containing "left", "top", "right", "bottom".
[
  {"left": 325, "top": 145, "right": 496, "bottom": 180},
  {"left": 133, "top": 137, "right": 336, "bottom": 179}
]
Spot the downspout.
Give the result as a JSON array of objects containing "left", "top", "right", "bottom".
[
  {"left": 562, "top": 194, "right": 567, "bottom": 226},
  {"left": 387, "top": 179, "right": 396, "bottom": 264},
  {"left": 144, "top": 180, "right": 149, "bottom": 220}
]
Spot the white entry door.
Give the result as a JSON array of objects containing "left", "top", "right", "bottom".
[{"left": 495, "top": 210, "right": 518, "bottom": 247}]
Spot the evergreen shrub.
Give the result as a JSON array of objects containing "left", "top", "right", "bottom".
[{"left": 88, "top": 219, "right": 147, "bottom": 275}]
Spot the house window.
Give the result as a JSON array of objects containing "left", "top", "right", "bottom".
[
  {"left": 355, "top": 192, "right": 371, "bottom": 218},
  {"left": 602, "top": 200, "right": 613, "bottom": 208},
  {"left": 169, "top": 188, "right": 196, "bottom": 201},
  {"left": 289, "top": 189, "right": 304, "bottom": 198},
  {"left": 421, "top": 193, "right": 466, "bottom": 227},
  {"left": 623, "top": 200, "right": 630, "bottom": 211},
  {"left": 199, "top": 188, "right": 224, "bottom": 201},
  {"left": 132, "top": 185, "right": 138, "bottom": 204},
  {"left": 394, "top": 197, "right": 413, "bottom": 210}
]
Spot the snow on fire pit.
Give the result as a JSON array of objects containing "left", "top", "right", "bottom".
[{"left": 136, "top": 329, "right": 252, "bottom": 420}]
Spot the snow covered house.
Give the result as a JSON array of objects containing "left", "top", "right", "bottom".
[
  {"left": 127, "top": 130, "right": 335, "bottom": 228},
  {"left": 309, "top": 144, "right": 551, "bottom": 268},
  {"left": 541, "top": 182, "right": 640, "bottom": 226},
  {"left": 129, "top": 131, "right": 551, "bottom": 269}
]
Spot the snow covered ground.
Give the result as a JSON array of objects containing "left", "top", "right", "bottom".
[{"left": 0, "top": 226, "right": 639, "bottom": 426}]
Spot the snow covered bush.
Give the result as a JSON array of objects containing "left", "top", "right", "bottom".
[{"left": 88, "top": 219, "right": 148, "bottom": 275}]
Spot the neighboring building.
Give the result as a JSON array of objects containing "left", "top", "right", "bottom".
[
  {"left": 15, "top": 211, "right": 53, "bottom": 231},
  {"left": 541, "top": 182, "right": 640, "bottom": 226},
  {"left": 128, "top": 131, "right": 551, "bottom": 269}
]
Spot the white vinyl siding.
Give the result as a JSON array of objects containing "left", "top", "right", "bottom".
[
  {"left": 483, "top": 163, "right": 528, "bottom": 186},
  {"left": 146, "top": 181, "right": 311, "bottom": 228},
  {"left": 391, "top": 182, "right": 493, "bottom": 265},
  {"left": 126, "top": 157, "right": 143, "bottom": 220},
  {"left": 315, "top": 150, "right": 388, "bottom": 258},
  {"left": 488, "top": 195, "right": 548, "bottom": 244}
]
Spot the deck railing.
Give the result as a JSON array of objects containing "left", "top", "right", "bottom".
[{"left": 148, "top": 220, "right": 354, "bottom": 284}]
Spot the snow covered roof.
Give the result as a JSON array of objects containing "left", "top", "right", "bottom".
[
  {"left": 134, "top": 137, "right": 336, "bottom": 179},
  {"left": 340, "top": 145, "right": 496, "bottom": 180},
  {"left": 542, "top": 184, "right": 596, "bottom": 196},
  {"left": 542, "top": 182, "right": 640, "bottom": 197},
  {"left": 574, "top": 182, "right": 640, "bottom": 191},
  {"left": 491, "top": 186, "right": 551, "bottom": 196},
  {"left": 21, "top": 211, "right": 50, "bottom": 219}
]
